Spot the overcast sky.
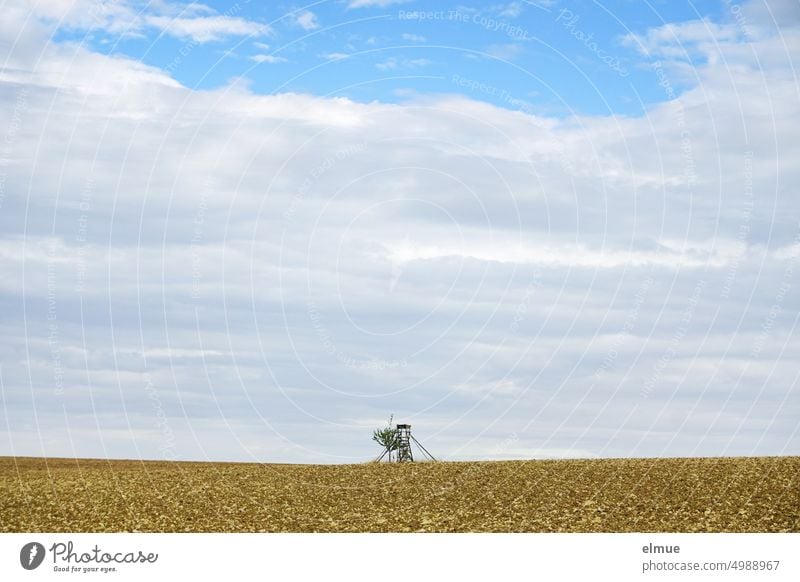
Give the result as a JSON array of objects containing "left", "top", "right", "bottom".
[{"left": 0, "top": 0, "right": 798, "bottom": 463}]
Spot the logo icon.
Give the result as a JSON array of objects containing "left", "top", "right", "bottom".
[{"left": 20, "top": 542, "right": 45, "bottom": 570}]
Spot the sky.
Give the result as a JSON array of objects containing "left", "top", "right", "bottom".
[{"left": 0, "top": 0, "right": 798, "bottom": 463}]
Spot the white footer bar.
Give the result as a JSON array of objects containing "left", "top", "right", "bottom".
[{"left": 2, "top": 533, "right": 797, "bottom": 581}]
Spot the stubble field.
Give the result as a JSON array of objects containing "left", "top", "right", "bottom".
[{"left": 1, "top": 456, "right": 797, "bottom": 532}]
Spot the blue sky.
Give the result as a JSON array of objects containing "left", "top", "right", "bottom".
[
  {"left": 1, "top": 0, "right": 799, "bottom": 463},
  {"left": 63, "top": 1, "right": 726, "bottom": 115}
]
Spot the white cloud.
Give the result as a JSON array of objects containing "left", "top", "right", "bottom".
[
  {"left": 382, "top": 236, "right": 747, "bottom": 269},
  {"left": 321, "top": 52, "right": 351, "bottom": 61},
  {"left": 741, "top": 0, "right": 800, "bottom": 30},
  {"left": 401, "top": 33, "right": 426, "bottom": 42},
  {"left": 495, "top": 2, "right": 525, "bottom": 18},
  {"left": 142, "top": 348, "right": 227, "bottom": 359},
  {"left": 16, "top": 0, "right": 271, "bottom": 43},
  {"left": 250, "top": 54, "right": 288, "bottom": 64},
  {"left": 622, "top": 19, "right": 743, "bottom": 59},
  {"left": 375, "top": 57, "right": 399, "bottom": 70},
  {"left": 485, "top": 43, "right": 524, "bottom": 60},
  {"left": 292, "top": 9, "right": 320, "bottom": 31},
  {"left": 515, "top": 0, "right": 557, "bottom": 9},
  {"left": 375, "top": 56, "right": 431, "bottom": 70},
  {"left": 453, "top": 378, "right": 523, "bottom": 397},
  {"left": 348, "top": 0, "right": 411, "bottom": 7},
  {"left": 145, "top": 15, "right": 269, "bottom": 42}
]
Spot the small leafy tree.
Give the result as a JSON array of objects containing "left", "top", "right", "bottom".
[{"left": 372, "top": 414, "right": 398, "bottom": 461}]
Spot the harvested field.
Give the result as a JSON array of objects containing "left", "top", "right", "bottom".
[{"left": 1, "top": 456, "right": 797, "bottom": 532}]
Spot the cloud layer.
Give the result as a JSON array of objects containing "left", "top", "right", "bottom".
[{"left": 0, "top": 0, "right": 798, "bottom": 463}]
